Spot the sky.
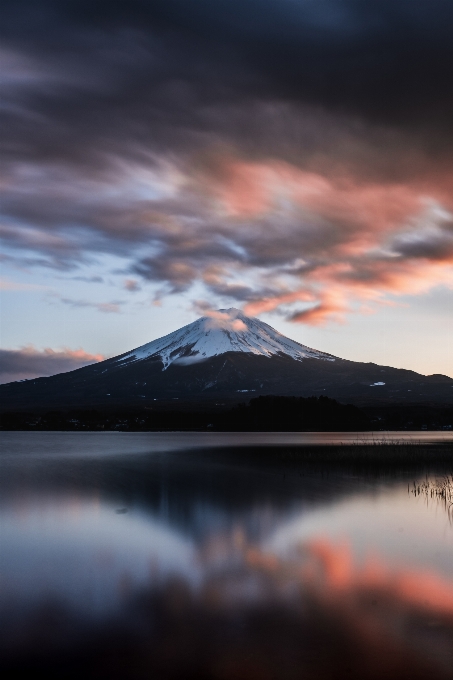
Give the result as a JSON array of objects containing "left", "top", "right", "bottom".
[{"left": 1, "top": 0, "right": 453, "bottom": 383}]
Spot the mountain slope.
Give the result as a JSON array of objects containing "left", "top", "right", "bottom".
[{"left": 1, "top": 309, "right": 452, "bottom": 411}]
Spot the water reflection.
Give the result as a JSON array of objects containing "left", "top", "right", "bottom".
[{"left": 1, "top": 433, "right": 453, "bottom": 678}]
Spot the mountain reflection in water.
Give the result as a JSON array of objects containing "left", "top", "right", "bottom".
[{"left": 1, "top": 432, "right": 453, "bottom": 679}]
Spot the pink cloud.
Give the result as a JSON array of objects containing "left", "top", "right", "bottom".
[
  {"left": 193, "top": 304, "right": 248, "bottom": 332},
  {"left": 209, "top": 156, "right": 453, "bottom": 325},
  {"left": 0, "top": 346, "right": 105, "bottom": 384}
]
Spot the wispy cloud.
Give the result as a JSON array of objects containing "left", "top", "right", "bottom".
[
  {"left": 59, "top": 298, "right": 123, "bottom": 313},
  {"left": 0, "top": 277, "right": 44, "bottom": 291}
]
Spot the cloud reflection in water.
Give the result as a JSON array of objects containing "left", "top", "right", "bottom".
[{"left": 2, "top": 441, "right": 453, "bottom": 678}]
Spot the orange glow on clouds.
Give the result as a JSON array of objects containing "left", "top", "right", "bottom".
[
  {"left": 203, "top": 156, "right": 453, "bottom": 325},
  {"left": 21, "top": 346, "right": 104, "bottom": 362},
  {"left": 215, "top": 158, "right": 425, "bottom": 232}
]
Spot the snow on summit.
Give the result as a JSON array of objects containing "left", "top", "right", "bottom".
[{"left": 117, "top": 308, "right": 334, "bottom": 369}]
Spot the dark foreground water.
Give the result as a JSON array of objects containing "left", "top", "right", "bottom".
[{"left": 2, "top": 431, "right": 453, "bottom": 679}]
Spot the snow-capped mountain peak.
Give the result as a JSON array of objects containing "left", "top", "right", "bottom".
[{"left": 117, "top": 308, "right": 334, "bottom": 369}]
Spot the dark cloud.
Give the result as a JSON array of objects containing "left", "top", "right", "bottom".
[
  {"left": 390, "top": 215, "right": 453, "bottom": 261},
  {"left": 2, "top": 0, "right": 453, "bottom": 172},
  {"left": 1, "top": 1, "right": 453, "bottom": 324},
  {"left": 0, "top": 346, "right": 104, "bottom": 384}
]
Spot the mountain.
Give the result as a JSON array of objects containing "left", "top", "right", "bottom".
[
  {"left": 116, "top": 307, "right": 333, "bottom": 367},
  {"left": 1, "top": 308, "right": 452, "bottom": 411}
]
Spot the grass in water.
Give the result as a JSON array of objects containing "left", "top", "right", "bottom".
[{"left": 410, "top": 474, "right": 453, "bottom": 523}]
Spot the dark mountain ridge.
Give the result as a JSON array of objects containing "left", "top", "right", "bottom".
[{"left": 1, "top": 309, "right": 452, "bottom": 412}]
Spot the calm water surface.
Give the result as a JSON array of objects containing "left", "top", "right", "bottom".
[{"left": 1, "top": 431, "right": 453, "bottom": 679}]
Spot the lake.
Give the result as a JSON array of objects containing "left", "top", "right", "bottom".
[{"left": 2, "top": 431, "right": 453, "bottom": 679}]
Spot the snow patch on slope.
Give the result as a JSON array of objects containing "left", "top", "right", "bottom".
[{"left": 116, "top": 308, "right": 335, "bottom": 370}]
